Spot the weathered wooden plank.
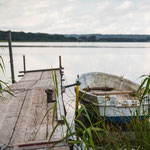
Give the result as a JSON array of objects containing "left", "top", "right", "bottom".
[
  {"left": 10, "top": 140, "right": 70, "bottom": 150},
  {"left": 32, "top": 79, "right": 54, "bottom": 90},
  {"left": 0, "top": 91, "right": 27, "bottom": 146},
  {"left": 9, "top": 80, "right": 37, "bottom": 91},
  {"left": 56, "top": 86, "right": 65, "bottom": 124},
  {"left": 50, "top": 70, "right": 65, "bottom": 123},
  {"left": 28, "top": 70, "right": 61, "bottom": 89},
  {"left": 19, "top": 72, "right": 42, "bottom": 82},
  {"left": 40, "top": 71, "right": 52, "bottom": 80},
  {"left": 51, "top": 70, "right": 61, "bottom": 85},
  {"left": 0, "top": 69, "right": 66, "bottom": 148},
  {"left": 47, "top": 121, "right": 64, "bottom": 141},
  {"left": 47, "top": 101, "right": 64, "bottom": 141},
  {"left": 10, "top": 89, "right": 47, "bottom": 145},
  {"left": 42, "top": 70, "right": 64, "bottom": 123},
  {"left": 56, "top": 71, "right": 61, "bottom": 85},
  {"left": 47, "top": 102, "right": 57, "bottom": 140}
]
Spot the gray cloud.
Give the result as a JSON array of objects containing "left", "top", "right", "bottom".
[{"left": 0, "top": 0, "right": 150, "bottom": 34}]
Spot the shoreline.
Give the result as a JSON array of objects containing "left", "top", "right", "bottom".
[{"left": 0, "top": 45, "right": 150, "bottom": 48}]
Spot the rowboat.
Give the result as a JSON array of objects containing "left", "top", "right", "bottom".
[{"left": 77, "top": 72, "right": 149, "bottom": 124}]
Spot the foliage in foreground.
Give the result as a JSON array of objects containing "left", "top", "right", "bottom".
[
  {"left": 48, "top": 103, "right": 150, "bottom": 150},
  {"left": 0, "top": 56, "right": 14, "bottom": 99},
  {"left": 74, "top": 105, "right": 150, "bottom": 149},
  {"left": 49, "top": 71, "right": 150, "bottom": 150},
  {"left": 137, "top": 74, "right": 150, "bottom": 101}
]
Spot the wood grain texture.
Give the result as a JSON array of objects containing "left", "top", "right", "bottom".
[
  {"left": 32, "top": 79, "right": 54, "bottom": 90},
  {"left": 0, "top": 70, "right": 67, "bottom": 149},
  {"left": 10, "top": 89, "right": 47, "bottom": 145},
  {"left": 19, "top": 72, "right": 42, "bottom": 82},
  {"left": 9, "top": 80, "right": 37, "bottom": 91},
  {"left": 40, "top": 71, "right": 52, "bottom": 80},
  {"left": 0, "top": 91, "right": 27, "bottom": 146}
]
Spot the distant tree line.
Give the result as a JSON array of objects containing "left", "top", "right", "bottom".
[
  {"left": 77, "top": 35, "right": 150, "bottom": 42},
  {"left": 0, "top": 30, "right": 150, "bottom": 42},
  {"left": 0, "top": 31, "right": 77, "bottom": 42}
]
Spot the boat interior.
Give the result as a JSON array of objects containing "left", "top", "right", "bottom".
[
  {"left": 79, "top": 72, "right": 140, "bottom": 101},
  {"left": 83, "top": 86, "right": 139, "bottom": 101}
]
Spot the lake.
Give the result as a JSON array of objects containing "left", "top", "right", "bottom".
[
  {"left": 1, "top": 42, "right": 150, "bottom": 118},
  {"left": 1, "top": 42, "right": 150, "bottom": 84}
]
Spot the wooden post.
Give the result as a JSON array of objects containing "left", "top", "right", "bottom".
[
  {"left": 23, "top": 55, "right": 26, "bottom": 73},
  {"left": 8, "top": 31, "right": 15, "bottom": 83},
  {"left": 59, "top": 55, "right": 62, "bottom": 69},
  {"left": 59, "top": 56, "right": 63, "bottom": 87},
  {"left": 59, "top": 56, "right": 64, "bottom": 101}
]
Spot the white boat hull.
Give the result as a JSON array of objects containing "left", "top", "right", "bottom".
[
  {"left": 78, "top": 72, "right": 150, "bottom": 124},
  {"left": 98, "top": 105, "right": 148, "bottom": 124}
]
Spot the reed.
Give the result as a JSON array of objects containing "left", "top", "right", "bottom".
[
  {"left": 75, "top": 104, "right": 150, "bottom": 149},
  {"left": 137, "top": 74, "right": 150, "bottom": 101},
  {"left": 0, "top": 56, "right": 14, "bottom": 100}
]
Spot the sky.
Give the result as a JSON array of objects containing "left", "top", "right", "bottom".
[{"left": 0, "top": 0, "right": 150, "bottom": 34}]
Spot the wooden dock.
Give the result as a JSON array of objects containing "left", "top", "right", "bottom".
[{"left": 0, "top": 68, "right": 70, "bottom": 149}]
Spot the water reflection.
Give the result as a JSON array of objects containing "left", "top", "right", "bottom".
[{"left": 0, "top": 42, "right": 150, "bottom": 85}]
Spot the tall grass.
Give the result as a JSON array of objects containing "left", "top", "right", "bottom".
[
  {"left": 74, "top": 104, "right": 150, "bottom": 149},
  {"left": 49, "top": 71, "right": 150, "bottom": 149},
  {"left": 137, "top": 74, "right": 150, "bottom": 101},
  {"left": 0, "top": 56, "right": 14, "bottom": 99}
]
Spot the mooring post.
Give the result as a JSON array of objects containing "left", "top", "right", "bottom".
[
  {"left": 59, "top": 56, "right": 64, "bottom": 100},
  {"left": 59, "top": 56, "right": 63, "bottom": 86},
  {"left": 8, "top": 30, "right": 15, "bottom": 83},
  {"left": 59, "top": 55, "right": 62, "bottom": 69},
  {"left": 59, "top": 55, "right": 64, "bottom": 82},
  {"left": 23, "top": 55, "right": 26, "bottom": 73}
]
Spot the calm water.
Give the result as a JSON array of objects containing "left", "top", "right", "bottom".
[
  {"left": 1, "top": 42, "right": 150, "bottom": 118},
  {"left": 1, "top": 42, "right": 150, "bottom": 84}
]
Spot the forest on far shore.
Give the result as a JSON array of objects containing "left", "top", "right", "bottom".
[{"left": 0, "top": 30, "right": 150, "bottom": 42}]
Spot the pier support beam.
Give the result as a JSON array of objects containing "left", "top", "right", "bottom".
[
  {"left": 59, "top": 56, "right": 62, "bottom": 87},
  {"left": 23, "top": 55, "right": 26, "bottom": 74},
  {"left": 8, "top": 31, "right": 15, "bottom": 83}
]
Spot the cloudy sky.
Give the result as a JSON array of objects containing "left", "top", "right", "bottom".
[{"left": 0, "top": 0, "right": 150, "bottom": 34}]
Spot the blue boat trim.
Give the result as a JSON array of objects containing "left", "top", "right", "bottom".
[{"left": 103, "top": 116, "right": 146, "bottom": 124}]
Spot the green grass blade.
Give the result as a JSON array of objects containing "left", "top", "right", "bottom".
[
  {"left": 87, "top": 128, "right": 95, "bottom": 149},
  {"left": 48, "top": 123, "right": 59, "bottom": 142},
  {"left": 75, "top": 119, "right": 87, "bottom": 130},
  {"left": 52, "top": 101, "right": 57, "bottom": 126},
  {"left": 137, "top": 77, "right": 147, "bottom": 94}
]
